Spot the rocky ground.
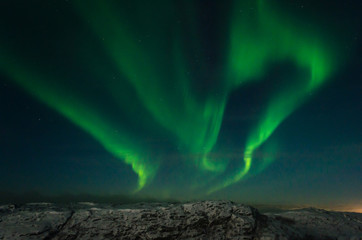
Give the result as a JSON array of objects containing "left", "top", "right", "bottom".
[{"left": 0, "top": 201, "right": 361, "bottom": 239}]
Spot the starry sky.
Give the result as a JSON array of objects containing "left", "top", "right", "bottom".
[{"left": 0, "top": 0, "right": 361, "bottom": 207}]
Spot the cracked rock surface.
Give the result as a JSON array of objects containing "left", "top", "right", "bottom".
[{"left": 0, "top": 201, "right": 361, "bottom": 239}]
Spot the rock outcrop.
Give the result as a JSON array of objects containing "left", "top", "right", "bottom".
[{"left": 0, "top": 201, "right": 361, "bottom": 239}]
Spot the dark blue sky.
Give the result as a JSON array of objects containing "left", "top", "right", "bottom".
[{"left": 0, "top": 0, "right": 361, "bottom": 208}]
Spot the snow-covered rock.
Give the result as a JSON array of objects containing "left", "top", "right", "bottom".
[{"left": 0, "top": 201, "right": 361, "bottom": 239}]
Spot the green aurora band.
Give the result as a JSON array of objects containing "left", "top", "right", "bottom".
[
  {"left": 208, "top": 0, "right": 337, "bottom": 193},
  {"left": 0, "top": 54, "right": 157, "bottom": 191},
  {"left": 0, "top": 0, "right": 341, "bottom": 193}
]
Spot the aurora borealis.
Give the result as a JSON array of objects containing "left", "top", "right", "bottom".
[{"left": 0, "top": 0, "right": 361, "bottom": 206}]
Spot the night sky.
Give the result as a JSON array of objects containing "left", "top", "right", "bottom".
[{"left": 0, "top": 0, "right": 361, "bottom": 209}]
